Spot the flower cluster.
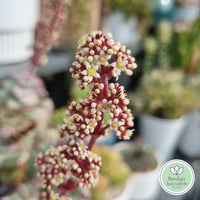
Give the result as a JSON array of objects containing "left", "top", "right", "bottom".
[
  {"left": 60, "top": 82, "right": 133, "bottom": 141},
  {"left": 32, "top": 0, "right": 70, "bottom": 66},
  {"left": 35, "top": 31, "right": 137, "bottom": 199},
  {"left": 35, "top": 140, "right": 101, "bottom": 200},
  {"left": 70, "top": 31, "right": 137, "bottom": 89}
]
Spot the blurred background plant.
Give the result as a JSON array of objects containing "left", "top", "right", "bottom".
[
  {"left": 130, "top": 69, "right": 200, "bottom": 119},
  {"left": 92, "top": 145, "right": 131, "bottom": 200},
  {"left": 143, "top": 18, "right": 200, "bottom": 73},
  {"left": 121, "top": 143, "right": 158, "bottom": 172},
  {"left": 60, "top": 0, "right": 102, "bottom": 50},
  {"left": 143, "top": 20, "right": 173, "bottom": 71},
  {"left": 172, "top": 18, "right": 200, "bottom": 74}
]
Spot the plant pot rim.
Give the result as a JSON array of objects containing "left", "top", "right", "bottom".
[{"left": 141, "top": 113, "right": 189, "bottom": 122}]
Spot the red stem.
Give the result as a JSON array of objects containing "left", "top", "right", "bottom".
[
  {"left": 103, "top": 75, "right": 109, "bottom": 98},
  {"left": 88, "top": 135, "right": 98, "bottom": 150},
  {"left": 88, "top": 75, "right": 109, "bottom": 151},
  {"left": 88, "top": 124, "right": 110, "bottom": 151}
]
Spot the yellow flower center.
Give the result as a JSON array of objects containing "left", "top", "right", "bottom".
[
  {"left": 117, "top": 61, "right": 123, "bottom": 69},
  {"left": 78, "top": 35, "right": 84, "bottom": 44},
  {"left": 89, "top": 152, "right": 94, "bottom": 159},
  {"left": 80, "top": 143, "right": 85, "bottom": 150},
  {"left": 102, "top": 103, "right": 110, "bottom": 110},
  {"left": 51, "top": 193, "right": 57, "bottom": 200},
  {"left": 88, "top": 120, "right": 95, "bottom": 128},
  {"left": 55, "top": 176, "right": 61, "bottom": 183},
  {"left": 67, "top": 120, "right": 72, "bottom": 126},
  {"left": 99, "top": 55, "right": 107, "bottom": 63},
  {"left": 111, "top": 121, "right": 119, "bottom": 129},
  {"left": 54, "top": 148, "right": 59, "bottom": 154},
  {"left": 87, "top": 68, "right": 96, "bottom": 76}
]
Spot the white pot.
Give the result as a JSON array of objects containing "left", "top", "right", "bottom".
[
  {"left": 101, "top": 11, "right": 141, "bottom": 54},
  {"left": 0, "top": 0, "right": 40, "bottom": 64},
  {"left": 178, "top": 111, "right": 200, "bottom": 158},
  {"left": 139, "top": 114, "right": 188, "bottom": 162},
  {"left": 113, "top": 142, "right": 160, "bottom": 200},
  {"left": 114, "top": 167, "right": 160, "bottom": 200}
]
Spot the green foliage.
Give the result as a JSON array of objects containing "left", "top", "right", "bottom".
[
  {"left": 172, "top": 18, "right": 200, "bottom": 70},
  {"left": 103, "top": 0, "right": 151, "bottom": 20},
  {"left": 143, "top": 20, "right": 173, "bottom": 71},
  {"left": 143, "top": 18, "right": 200, "bottom": 73},
  {"left": 52, "top": 108, "right": 66, "bottom": 127}
]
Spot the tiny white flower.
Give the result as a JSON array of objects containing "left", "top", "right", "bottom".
[
  {"left": 78, "top": 34, "right": 88, "bottom": 49},
  {"left": 98, "top": 99, "right": 112, "bottom": 112},
  {"left": 94, "top": 50, "right": 111, "bottom": 66},
  {"left": 85, "top": 118, "right": 97, "bottom": 133},
  {"left": 111, "top": 57, "right": 128, "bottom": 78},
  {"left": 108, "top": 118, "right": 125, "bottom": 131},
  {"left": 82, "top": 64, "right": 100, "bottom": 82},
  {"left": 63, "top": 118, "right": 76, "bottom": 132}
]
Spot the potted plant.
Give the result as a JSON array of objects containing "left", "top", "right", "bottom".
[
  {"left": 113, "top": 139, "right": 160, "bottom": 200},
  {"left": 130, "top": 69, "right": 200, "bottom": 161},
  {"left": 134, "top": 18, "right": 200, "bottom": 162}
]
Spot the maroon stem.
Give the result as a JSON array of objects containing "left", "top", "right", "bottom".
[
  {"left": 88, "top": 75, "right": 110, "bottom": 151},
  {"left": 100, "top": 124, "right": 110, "bottom": 133},
  {"left": 88, "top": 125, "right": 110, "bottom": 151},
  {"left": 88, "top": 135, "right": 98, "bottom": 150},
  {"left": 103, "top": 75, "right": 109, "bottom": 98}
]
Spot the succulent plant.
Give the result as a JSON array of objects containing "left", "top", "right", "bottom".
[
  {"left": 130, "top": 69, "right": 200, "bottom": 119},
  {"left": 143, "top": 20, "right": 173, "bottom": 71},
  {"left": 143, "top": 18, "right": 200, "bottom": 74},
  {"left": 122, "top": 145, "right": 158, "bottom": 172}
]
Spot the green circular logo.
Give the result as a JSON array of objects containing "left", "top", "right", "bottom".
[{"left": 159, "top": 159, "right": 195, "bottom": 195}]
